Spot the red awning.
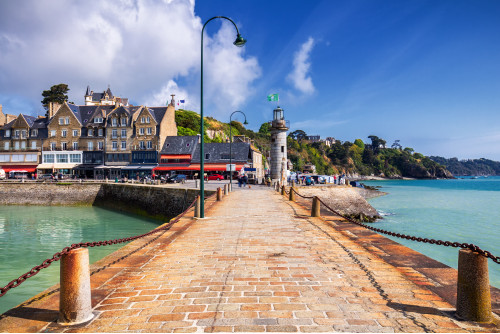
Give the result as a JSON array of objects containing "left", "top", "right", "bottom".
[
  {"left": 154, "top": 163, "right": 244, "bottom": 172},
  {"left": 160, "top": 154, "right": 191, "bottom": 160},
  {"left": 0, "top": 165, "right": 37, "bottom": 173}
]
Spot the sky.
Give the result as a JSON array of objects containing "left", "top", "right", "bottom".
[{"left": 1, "top": 0, "right": 500, "bottom": 160}]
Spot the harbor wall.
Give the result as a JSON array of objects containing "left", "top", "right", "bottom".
[{"left": 0, "top": 183, "right": 211, "bottom": 220}]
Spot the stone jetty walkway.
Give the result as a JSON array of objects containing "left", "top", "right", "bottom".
[{"left": 2, "top": 187, "right": 499, "bottom": 332}]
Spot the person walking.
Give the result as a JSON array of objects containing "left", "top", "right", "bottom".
[{"left": 243, "top": 174, "right": 248, "bottom": 187}]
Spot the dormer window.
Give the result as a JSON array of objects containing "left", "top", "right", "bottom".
[
  {"left": 31, "top": 129, "right": 38, "bottom": 137},
  {"left": 88, "top": 129, "right": 93, "bottom": 137},
  {"left": 121, "top": 118, "right": 127, "bottom": 126},
  {"left": 5, "top": 130, "right": 10, "bottom": 137},
  {"left": 94, "top": 117, "right": 103, "bottom": 123},
  {"left": 112, "top": 118, "right": 117, "bottom": 126}
]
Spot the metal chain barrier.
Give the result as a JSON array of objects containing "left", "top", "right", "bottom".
[
  {"left": 288, "top": 186, "right": 500, "bottom": 264},
  {"left": 0, "top": 196, "right": 201, "bottom": 298}
]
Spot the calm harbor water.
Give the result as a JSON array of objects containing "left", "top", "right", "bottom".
[
  {"left": 0, "top": 206, "right": 162, "bottom": 314},
  {"left": 363, "top": 176, "right": 500, "bottom": 288}
]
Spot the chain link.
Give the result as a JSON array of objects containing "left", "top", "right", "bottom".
[
  {"left": 289, "top": 186, "right": 500, "bottom": 264},
  {"left": 0, "top": 197, "right": 198, "bottom": 298}
]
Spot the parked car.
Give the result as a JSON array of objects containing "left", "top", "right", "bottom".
[
  {"left": 207, "top": 174, "right": 224, "bottom": 181},
  {"left": 39, "top": 174, "right": 54, "bottom": 180},
  {"left": 166, "top": 174, "right": 187, "bottom": 183}
]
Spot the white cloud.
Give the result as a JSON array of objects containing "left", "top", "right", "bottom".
[
  {"left": 0, "top": 0, "right": 260, "bottom": 117},
  {"left": 287, "top": 37, "right": 315, "bottom": 94},
  {"left": 146, "top": 79, "right": 191, "bottom": 108},
  {"left": 203, "top": 22, "right": 261, "bottom": 119}
]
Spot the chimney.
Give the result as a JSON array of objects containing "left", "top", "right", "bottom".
[
  {"left": 170, "top": 94, "right": 175, "bottom": 107},
  {"left": 48, "top": 102, "right": 62, "bottom": 118}
]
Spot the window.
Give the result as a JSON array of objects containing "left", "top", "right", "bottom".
[
  {"left": 12, "top": 154, "right": 23, "bottom": 162},
  {"left": 50, "top": 130, "right": 56, "bottom": 137},
  {"left": 45, "top": 154, "right": 55, "bottom": 163},
  {"left": 72, "top": 142, "right": 78, "bottom": 150},
  {"left": 14, "top": 130, "right": 20, "bottom": 138},
  {"left": 50, "top": 142, "right": 56, "bottom": 150},
  {"left": 121, "top": 141, "right": 126, "bottom": 150},
  {"left": 205, "top": 153, "right": 210, "bottom": 160},
  {"left": 31, "top": 141, "right": 37, "bottom": 149},
  {"left": 73, "top": 129, "right": 78, "bottom": 136},
  {"left": 147, "top": 127, "right": 152, "bottom": 135},
  {"left": 56, "top": 154, "right": 68, "bottom": 163},
  {"left": 139, "top": 141, "right": 145, "bottom": 149},
  {"left": 65, "top": 117, "right": 70, "bottom": 125},
  {"left": 121, "top": 129, "right": 127, "bottom": 138},
  {"left": 146, "top": 116, "right": 150, "bottom": 123},
  {"left": 98, "top": 141, "right": 103, "bottom": 150},
  {"left": 14, "top": 141, "right": 19, "bottom": 149},
  {"left": 26, "top": 154, "right": 37, "bottom": 162},
  {"left": 112, "top": 129, "right": 118, "bottom": 138},
  {"left": 21, "top": 130, "right": 27, "bottom": 138},
  {"left": 3, "top": 142, "right": 9, "bottom": 150},
  {"left": 147, "top": 141, "right": 152, "bottom": 149},
  {"left": 141, "top": 117, "right": 145, "bottom": 123},
  {"left": 112, "top": 141, "right": 118, "bottom": 150},
  {"left": 59, "top": 117, "right": 64, "bottom": 125},
  {"left": 21, "top": 141, "right": 26, "bottom": 149},
  {"left": 88, "top": 129, "right": 93, "bottom": 137},
  {"left": 70, "top": 154, "right": 81, "bottom": 163},
  {"left": 61, "top": 129, "right": 67, "bottom": 137},
  {"left": 94, "top": 117, "right": 103, "bottom": 123},
  {"left": 0, "top": 155, "right": 9, "bottom": 162},
  {"left": 121, "top": 118, "right": 127, "bottom": 126},
  {"left": 5, "top": 130, "right": 10, "bottom": 137},
  {"left": 139, "top": 128, "right": 145, "bottom": 135},
  {"left": 61, "top": 142, "right": 67, "bottom": 150},
  {"left": 112, "top": 118, "right": 117, "bottom": 126},
  {"left": 88, "top": 141, "right": 94, "bottom": 151},
  {"left": 281, "top": 146, "right": 284, "bottom": 153},
  {"left": 31, "top": 129, "right": 38, "bottom": 137},
  {"left": 98, "top": 128, "right": 103, "bottom": 136}
]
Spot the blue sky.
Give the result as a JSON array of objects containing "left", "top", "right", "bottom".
[{"left": 1, "top": 0, "right": 499, "bottom": 160}]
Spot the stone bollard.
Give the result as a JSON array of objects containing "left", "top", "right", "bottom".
[
  {"left": 311, "top": 196, "right": 320, "bottom": 217},
  {"left": 194, "top": 196, "right": 201, "bottom": 218},
  {"left": 292, "top": 180, "right": 295, "bottom": 188},
  {"left": 456, "top": 249, "right": 492, "bottom": 322},
  {"left": 289, "top": 187, "right": 296, "bottom": 202},
  {"left": 59, "top": 248, "right": 93, "bottom": 325},
  {"left": 105, "top": 177, "right": 108, "bottom": 183},
  {"left": 217, "top": 187, "right": 222, "bottom": 201},
  {"left": 224, "top": 184, "right": 228, "bottom": 195},
  {"left": 281, "top": 185, "right": 286, "bottom": 196}
]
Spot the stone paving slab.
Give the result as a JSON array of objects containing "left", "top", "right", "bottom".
[{"left": 1, "top": 186, "right": 499, "bottom": 332}]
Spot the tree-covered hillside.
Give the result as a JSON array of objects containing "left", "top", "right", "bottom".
[
  {"left": 175, "top": 109, "right": 453, "bottom": 179},
  {"left": 430, "top": 157, "right": 500, "bottom": 176}
]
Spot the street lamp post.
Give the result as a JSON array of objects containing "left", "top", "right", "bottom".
[
  {"left": 200, "top": 16, "right": 246, "bottom": 218},
  {"left": 229, "top": 111, "right": 248, "bottom": 189}
]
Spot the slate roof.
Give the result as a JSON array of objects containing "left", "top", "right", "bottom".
[
  {"left": 191, "top": 142, "right": 251, "bottom": 163},
  {"left": 67, "top": 103, "right": 83, "bottom": 124},
  {"left": 23, "top": 115, "right": 37, "bottom": 127},
  {"left": 160, "top": 136, "right": 199, "bottom": 156}
]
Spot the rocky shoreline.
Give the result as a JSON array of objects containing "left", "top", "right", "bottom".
[{"left": 294, "top": 185, "right": 385, "bottom": 222}]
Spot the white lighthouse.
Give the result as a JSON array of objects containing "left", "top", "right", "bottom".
[{"left": 270, "top": 106, "right": 289, "bottom": 185}]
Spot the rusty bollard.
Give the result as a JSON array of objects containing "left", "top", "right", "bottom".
[
  {"left": 194, "top": 196, "right": 201, "bottom": 218},
  {"left": 59, "top": 248, "right": 93, "bottom": 325},
  {"left": 456, "top": 249, "right": 492, "bottom": 322},
  {"left": 281, "top": 185, "right": 286, "bottom": 196},
  {"left": 217, "top": 187, "right": 222, "bottom": 201},
  {"left": 289, "top": 187, "right": 296, "bottom": 202},
  {"left": 311, "top": 196, "right": 320, "bottom": 217}
]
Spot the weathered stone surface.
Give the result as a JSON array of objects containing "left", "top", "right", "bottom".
[{"left": 294, "top": 185, "right": 382, "bottom": 221}]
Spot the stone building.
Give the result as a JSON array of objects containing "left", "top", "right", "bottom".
[{"left": 84, "top": 86, "right": 129, "bottom": 107}]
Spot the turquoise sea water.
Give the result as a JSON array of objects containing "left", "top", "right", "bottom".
[
  {"left": 0, "top": 206, "right": 162, "bottom": 314},
  {"left": 363, "top": 176, "right": 500, "bottom": 288}
]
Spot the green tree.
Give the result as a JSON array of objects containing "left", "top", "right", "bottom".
[
  {"left": 353, "top": 139, "right": 365, "bottom": 149},
  {"left": 41, "top": 83, "right": 70, "bottom": 115},
  {"left": 258, "top": 122, "right": 271, "bottom": 135},
  {"left": 289, "top": 129, "right": 307, "bottom": 141}
]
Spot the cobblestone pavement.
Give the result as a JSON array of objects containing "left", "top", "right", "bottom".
[{"left": 45, "top": 188, "right": 496, "bottom": 333}]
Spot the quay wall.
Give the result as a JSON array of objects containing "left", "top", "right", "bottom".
[{"left": 0, "top": 183, "right": 212, "bottom": 220}]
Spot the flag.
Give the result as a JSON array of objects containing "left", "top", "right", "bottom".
[{"left": 267, "top": 93, "right": 279, "bottom": 102}]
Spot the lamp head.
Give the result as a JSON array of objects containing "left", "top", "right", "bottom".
[
  {"left": 233, "top": 34, "right": 247, "bottom": 47},
  {"left": 243, "top": 119, "right": 248, "bottom": 125}
]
